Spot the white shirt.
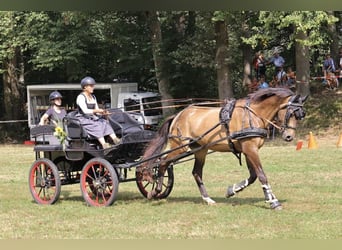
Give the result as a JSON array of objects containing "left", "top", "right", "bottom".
[
  {"left": 277, "top": 70, "right": 286, "bottom": 81},
  {"left": 76, "top": 94, "right": 99, "bottom": 115},
  {"left": 270, "top": 55, "right": 285, "bottom": 67}
]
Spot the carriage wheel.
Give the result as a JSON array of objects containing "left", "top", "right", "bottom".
[
  {"left": 28, "top": 158, "right": 61, "bottom": 205},
  {"left": 80, "top": 158, "right": 119, "bottom": 207},
  {"left": 136, "top": 165, "right": 174, "bottom": 199}
]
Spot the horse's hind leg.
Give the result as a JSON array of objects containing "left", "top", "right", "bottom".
[
  {"left": 192, "top": 149, "right": 215, "bottom": 205},
  {"left": 147, "top": 161, "right": 170, "bottom": 199}
]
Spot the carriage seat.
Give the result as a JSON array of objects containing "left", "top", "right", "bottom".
[
  {"left": 30, "top": 124, "right": 55, "bottom": 137},
  {"left": 64, "top": 111, "right": 90, "bottom": 140},
  {"left": 30, "top": 124, "right": 60, "bottom": 145},
  {"left": 107, "top": 109, "right": 144, "bottom": 136}
]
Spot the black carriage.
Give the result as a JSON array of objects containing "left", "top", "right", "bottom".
[{"left": 28, "top": 109, "right": 174, "bottom": 207}]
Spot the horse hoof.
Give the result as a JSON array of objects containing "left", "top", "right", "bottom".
[
  {"left": 271, "top": 201, "right": 282, "bottom": 210},
  {"left": 147, "top": 191, "right": 153, "bottom": 200},
  {"left": 226, "top": 186, "right": 235, "bottom": 198},
  {"left": 202, "top": 196, "right": 216, "bottom": 205},
  {"left": 274, "top": 205, "right": 283, "bottom": 211}
]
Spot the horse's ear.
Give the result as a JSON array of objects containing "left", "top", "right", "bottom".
[
  {"left": 301, "top": 95, "right": 309, "bottom": 103},
  {"left": 289, "top": 95, "right": 299, "bottom": 103}
]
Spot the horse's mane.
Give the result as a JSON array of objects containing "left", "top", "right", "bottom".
[{"left": 248, "top": 87, "right": 294, "bottom": 103}]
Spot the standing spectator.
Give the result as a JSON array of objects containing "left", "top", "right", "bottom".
[
  {"left": 322, "top": 53, "right": 336, "bottom": 84},
  {"left": 268, "top": 51, "right": 285, "bottom": 76},
  {"left": 256, "top": 52, "right": 267, "bottom": 80},
  {"left": 253, "top": 52, "right": 267, "bottom": 80},
  {"left": 252, "top": 52, "right": 259, "bottom": 78}
]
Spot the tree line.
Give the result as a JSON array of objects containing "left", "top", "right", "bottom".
[{"left": 0, "top": 11, "right": 341, "bottom": 140}]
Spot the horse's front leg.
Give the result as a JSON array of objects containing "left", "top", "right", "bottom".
[
  {"left": 226, "top": 156, "right": 257, "bottom": 198},
  {"left": 226, "top": 153, "right": 282, "bottom": 210},
  {"left": 192, "top": 149, "right": 216, "bottom": 205}
]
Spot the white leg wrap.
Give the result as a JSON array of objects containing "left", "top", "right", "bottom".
[
  {"left": 234, "top": 179, "right": 249, "bottom": 193},
  {"left": 202, "top": 196, "right": 216, "bottom": 205},
  {"left": 262, "top": 184, "right": 277, "bottom": 202}
]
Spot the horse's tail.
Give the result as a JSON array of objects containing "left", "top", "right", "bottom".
[{"left": 140, "top": 115, "right": 175, "bottom": 168}]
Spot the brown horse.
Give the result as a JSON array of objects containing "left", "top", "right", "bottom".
[{"left": 137, "top": 88, "right": 307, "bottom": 210}]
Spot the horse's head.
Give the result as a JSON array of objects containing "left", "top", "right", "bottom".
[{"left": 276, "top": 94, "right": 307, "bottom": 142}]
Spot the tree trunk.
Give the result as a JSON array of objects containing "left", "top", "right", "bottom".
[
  {"left": 214, "top": 20, "right": 233, "bottom": 100},
  {"left": 295, "top": 29, "right": 310, "bottom": 97},
  {"left": 240, "top": 14, "right": 252, "bottom": 91},
  {"left": 146, "top": 11, "right": 174, "bottom": 117},
  {"left": 2, "top": 47, "right": 23, "bottom": 120},
  {"left": 327, "top": 11, "right": 339, "bottom": 66}
]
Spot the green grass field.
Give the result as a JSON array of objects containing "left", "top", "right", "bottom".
[{"left": 0, "top": 138, "right": 341, "bottom": 239}]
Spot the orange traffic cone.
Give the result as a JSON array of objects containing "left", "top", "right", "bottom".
[
  {"left": 296, "top": 140, "right": 303, "bottom": 150},
  {"left": 308, "top": 131, "right": 318, "bottom": 149},
  {"left": 336, "top": 133, "right": 342, "bottom": 148}
]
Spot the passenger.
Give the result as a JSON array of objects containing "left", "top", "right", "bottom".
[
  {"left": 76, "top": 76, "right": 121, "bottom": 149},
  {"left": 39, "top": 91, "right": 67, "bottom": 126}
]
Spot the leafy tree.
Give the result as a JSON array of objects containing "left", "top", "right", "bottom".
[
  {"left": 212, "top": 11, "right": 233, "bottom": 99},
  {"left": 0, "top": 11, "right": 89, "bottom": 120},
  {"left": 165, "top": 11, "right": 218, "bottom": 99},
  {"left": 242, "top": 11, "right": 338, "bottom": 96},
  {"left": 75, "top": 11, "right": 156, "bottom": 86},
  {"left": 145, "top": 11, "right": 175, "bottom": 116}
]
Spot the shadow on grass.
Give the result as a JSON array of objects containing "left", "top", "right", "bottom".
[
  {"left": 54, "top": 190, "right": 286, "bottom": 210},
  {"left": 166, "top": 196, "right": 286, "bottom": 209}
]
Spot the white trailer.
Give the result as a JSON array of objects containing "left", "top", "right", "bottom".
[{"left": 27, "top": 82, "right": 162, "bottom": 130}]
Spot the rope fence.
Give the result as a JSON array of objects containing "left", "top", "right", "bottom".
[{"left": 0, "top": 119, "right": 28, "bottom": 124}]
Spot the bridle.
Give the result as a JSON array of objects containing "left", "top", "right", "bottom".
[
  {"left": 280, "top": 95, "right": 306, "bottom": 131},
  {"left": 245, "top": 94, "right": 306, "bottom": 132}
]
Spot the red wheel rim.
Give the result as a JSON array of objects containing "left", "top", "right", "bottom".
[
  {"left": 81, "top": 161, "right": 115, "bottom": 206},
  {"left": 29, "top": 161, "right": 59, "bottom": 204}
]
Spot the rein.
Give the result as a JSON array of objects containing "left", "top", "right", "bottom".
[
  {"left": 243, "top": 95, "right": 304, "bottom": 132},
  {"left": 244, "top": 105, "right": 284, "bottom": 131}
]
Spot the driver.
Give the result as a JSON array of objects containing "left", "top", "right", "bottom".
[{"left": 76, "top": 76, "right": 121, "bottom": 149}]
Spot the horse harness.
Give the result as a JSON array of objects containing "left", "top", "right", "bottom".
[
  {"left": 165, "top": 94, "right": 305, "bottom": 167},
  {"left": 219, "top": 98, "right": 267, "bottom": 165},
  {"left": 219, "top": 95, "right": 305, "bottom": 165}
]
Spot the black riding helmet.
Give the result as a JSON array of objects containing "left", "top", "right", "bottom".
[
  {"left": 49, "top": 91, "right": 63, "bottom": 101},
  {"left": 80, "top": 76, "right": 96, "bottom": 89}
]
